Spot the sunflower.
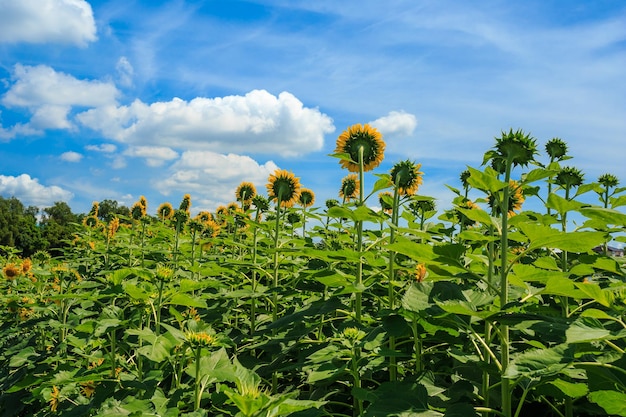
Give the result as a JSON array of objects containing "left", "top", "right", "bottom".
[
  {"left": 378, "top": 191, "right": 394, "bottom": 214},
  {"left": 130, "top": 201, "right": 146, "bottom": 220},
  {"left": 186, "top": 330, "right": 217, "bottom": 348},
  {"left": 83, "top": 215, "right": 100, "bottom": 228},
  {"left": 236, "top": 182, "right": 257, "bottom": 204},
  {"left": 455, "top": 198, "right": 482, "bottom": 227},
  {"left": 415, "top": 263, "right": 427, "bottom": 283},
  {"left": 485, "top": 129, "right": 537, "bottom": 173},
  {"left": 266, "top": 169, "right": 301, "bottom": 208},
  {"left": 195, "top": 211, "right": 214, "bottom": 223},
  {"left": 80, "top": 381, "right": 96, "bottom": 398},
  {"left": 335, "top": 124, "right": 385, "bottom": 172},
  {"left": 107, "top": 217, "right": 120, "bottom": 239},
  {"left": 598, "top": 173, "right": 619, "bottom": 188},
  {"left": 88, "top": 201, "right": 99, "bottom": 218},
  {"left": 49, "top": 386, "right": 61, "bottom": 412},
  {"left": 203, "top": 219, "right": 221, "bottom": 238},
  {"left": 555, "top": 166, "right": 584, "bottom": 189},
  {"left": 488, "top": 180, "right": 524, "bottom": 217},
  {"left": 325, "top": 199, "right": 339, "bottom": 209},
  {"left": 298, "top": 188, "right": 315, "bottom": 208},
  {"left": 390, "top": 160, "right": 423, "bottom": 196},
  {"left": 157, "top": 202, "right": 174, "bottom": 220},
  {"left": 3, "top": 263, "right": 20, "bottom": 280},
  {"left": 545, "top": 137, "right": 568, "bottom": 161},
  {"left": 179, "top": 194, "right": 192, "bottom": 214},
  {"left": 215, "top": 205, "right": 229, "bottom": 225},
  {"left": 227, "top": 202, "right": 239, "bottom": 213},
  {"left": 252, "top": 195, "right": 269, "bottom": 212},
  {"left": 339, "top": 174, "right": 359, "bottom": 201},
  {"left": 21, "top": 258, "right": 32, "bottom": 274},
  {"left": 138, "top": 195, "right": 148, "bottom": 212},
  {"left": 408, "top": 199, "right": 436, "bottom": 216}
]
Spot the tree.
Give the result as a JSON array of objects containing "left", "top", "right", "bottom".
[{"left": 98, "top": 199, "right": 130, "bottom": 222}]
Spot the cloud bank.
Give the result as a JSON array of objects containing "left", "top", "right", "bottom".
[{"left": 0, "top": 174, "right": 73, "bottom": 206}]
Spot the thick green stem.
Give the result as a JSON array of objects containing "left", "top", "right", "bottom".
[
  {"left": 194, "top": 346, "right": 202, "bottom": 410},
  {"left": 272, "top": 197, "right": 282, "bottom": 322},
  {"left": 355, "top": 146, "right": 365, "bottom": 324},
  {"left": 388, "top": 181, "right": 401, "bottom": 381}
]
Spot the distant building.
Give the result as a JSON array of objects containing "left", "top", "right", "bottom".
[{"left": 592, "top": 245, "right": 624, "bottom": 257}]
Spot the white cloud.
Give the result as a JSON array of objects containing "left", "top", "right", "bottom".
[
  {"left": 154, "top": 150, "right": 279, "bottom": 211},
  {"left": 0, "top": 0, "right": 97, "bottom": 46},
  {"left": 60, "top": 151, "right": 83, "bottom": 162},
  {"left": 124, "top": 146, "right": 179, "bottom": 167},
  {"left": 0, "top": 174, "right": 73, "bottom": 206},
  {"left": 78, "top": 89, "right": 335, "bottom": 157},
  {"left": 1, "top": 65, "right": 120, "bottom": 132},
  {"left": 85, "top": 143, "right": 117, "bottom": 153},
  {"left": 370, "top": 111, "right": 418, "bottom": 138}
]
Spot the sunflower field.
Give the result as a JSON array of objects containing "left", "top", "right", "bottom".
[{"left": 1, "top": 126, "right": 626, "bottom": 417}]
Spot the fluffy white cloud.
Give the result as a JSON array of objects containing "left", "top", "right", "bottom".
[
  {"left": 116, "top": 57, "right": 134, "bottom": 88},
  {"left": 60, "top": 151, "right": 83, "bottom": 162},
  {"left": 124, "top": 146, "right": 179, "bottom": 167},
  {"left": 0, "top": 0, "right": 96, "bottom": 46},
  {"left": 0, "top": 174, "right": 73, "bottom": 206},
  {"left": 370, "top": 111, "right": 417, "bottom": 138},
  {"left": 78, "top": 90, "right": 335, "bottom": 157},
  {"left": 1, "top": 65, "right": 119, "bottom": 132},
  {"left": 154, "top": 150, "right": 279, "bottom": 211}
]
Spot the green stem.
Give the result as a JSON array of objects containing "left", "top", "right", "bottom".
[
  {"left": 272, "top": 197, "right": 282, "bottom": 322},
  {"left": 355, "top": 146, "right": 365, "bottom": 325},
  {"left": 388, "top": 181, "right": 401, "bottom": 381},
  {"left": 194, "top": 346, "right": 202, "bottom": 410}
]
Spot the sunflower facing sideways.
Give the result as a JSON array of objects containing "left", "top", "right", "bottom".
[
  {"left": 266, "top": 169, "right": 301, "bottom": 208},
  {"left": 339, "top": 174, "right": 359, "bottom": 201},
  {"left": 334, "top": 124, "right": 385, "bottom": 172},
  {"left": 390, "top": 160, "right": 423, "bottom": 196}
]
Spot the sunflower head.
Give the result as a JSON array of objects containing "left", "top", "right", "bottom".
[
  {"left": 83, "top": 215, "right": 100, "bottom": 228},
  {"left": 215, "top": 205, "right": 229, "bottom": 225},
  {"left": 179, "top": 194, "right": 192, "bottom": 214},
  {"left": 287, "top": 211, "right": 301, "bottom": 225},
  {"left": 325, "top": 199, "right": 339, "bottom": 209},
  {"left": 107, "top": 217, "right": 120, "bottom": 239},
  {"left": 408, "top": 198, "right": 436, "bottom": 216},
  {"left": 488, "top": 180, "right": 524, "bottom": 217},
  {"left": 555, "top": 166, "right": 584, "bottom": 189},
  {"left": 88, "top": 201, "right": 99, "bottom": 218},
  {"left": 157, "top": 202, "right": 174, "bottom": 220},
  {"left": 335, "top": 123, "right": 385, "bottom": 172},
  {"left": 130, "top": 201, "right": 146, "bottom": 220},
  {"left": 139, "top": 196, "right": 148, "bottom": 211},
  {"left": 339, "top": 174, "right": 359, "bottom": 201},
  {"left": 252, "top": 195, "right": 269, "bottom": 212},
  {"left": 485, "top": 129, "right": 537, "bottom": 172},
  {"left": 203, "top": 219, "right": 221, "bottom": 238},
  {"left": 3, "top": 263, "right": 20, "bottom": 280},
  {"left": 460, "top": 170, "right": 471, "bottom": 189},
  {"left": 298, "top": 188, "right": 315, "bottom": 208},
  {"left": 195, "top": 211, "right": 214, "bottom": 223},
  {"left": 598, "top": 173, "right": 619, "bottom": 189},
  {"left": 390, "top": 160, "right": 423, "bottom": 196},
  {"left": 378, "top": 191, "right": 394, "bottom": 214},
  {"left": 415, "top": 264, "right": 427, "bottom": 283},
  {"left": 266, "top": 169, "right": 301, "bottom": 208},
  {"left": 21, "top": 258, "right": 32, "bottom": 274},
  {"left": 235, "top": 182, "right": 257, "bottom": 205},
  {"left": 545, "top": 137, "right": 568, "bottom": 161}
]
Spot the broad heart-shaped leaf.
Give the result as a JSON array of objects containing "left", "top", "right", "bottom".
[
  {"left": 518, "top": 222, "right": 605, "bottom": 253},
  {"left": 362, "top": 381, "right": 442, "bottom": 417},
  {"left": 521, "top": 167, "right": 555, "bottom": 185},
  {"left": 574, "top": 281, "right": 613, "bottom": 308},
  {"left": 548, "top": 379, "right": 589, "bottom": 398},
  {"left": 565, "top": 317, "right": 626, "bottom": 344},
  {"left": 610, "top": 194, "right": 626, "bottom": 208},
  {"left": 588, "top": 390, "right": 626, "bottom": 416},
  {"left": 455, "top": 207, "right": 498, "bottom": 228},
  {"left": 327, "top": 205, "right": 382, "bottom": 223},
  {"left": 504, "top": 343, "right": 575, "bottom": 380},
  {"left": 578, "top": 206, "right": 626, "bottom": 226},
  {"left": 166, "top": 292, "right": 207, "bottom": 308},
  {"left": 402, "top": 282, "right": 433, "bottom": 312},
  {"left": 546, "top": 193, "right": 584, "bottom": 215},
  {"left": 466, "top": 166, "right": 507, "bottom": 194}
]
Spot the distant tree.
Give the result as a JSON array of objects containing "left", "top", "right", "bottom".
[
  {"left": 98, "top": 199, "right": 130, "bottom": 222},
  {"left": 0, "top": 197, "right": 45, "bottom": 257},
  {"left": 40, "top": 201, "right": 79, "bottom": 256}
]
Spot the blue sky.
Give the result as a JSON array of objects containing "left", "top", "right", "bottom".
[{"left": 1, "top": 0, "right": 625, "bottom": 217}]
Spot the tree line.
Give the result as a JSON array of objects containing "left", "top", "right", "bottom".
[{"left": 0, "top": 196, "right": 130, "bottom": 257}]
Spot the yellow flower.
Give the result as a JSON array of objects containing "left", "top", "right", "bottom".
[
  {"left": 339, "top": 174, "right": 359, "bottom": 201},
  {"left": 88, "top": 201, "right": 99, "bottom": 218},
  {"left": 83, "top": 215, "right": 100, "bottom": 228},
  {"left": 195, "top": 211, "right": 214, "bottom": 223},
  {"left": 266, "top": 169, "right": 301, "bottom": 208},
  {"left": 298, "top": 188, "right": 315, "bottom": 208},
  {"left": 3, "top": 263, "right": 20, "bottom": 280},
  {"left": 21, "top": 258, "right": 32, "bottom": 274},
  {"left": 107, "top": 217, "right": 120, "bottom": 239},
  {"left": 157, "top": 202, "right": 174, "bottom": 220},
  {"left": 179, "top": 194, "right": 192, "bottom": 214},
  {"left": 415, "top": 264, "right": 427, "bottom": 282},
  {"left": 390, "top": 160, "right": 423, "bottom": 196},
  {"left": 80, "top": 381, "right": 96, "bottom": 398},
  {"left": 335, "top": 123, "right": 385, "bottom": 172},
  {"left": 186, "top": 331, "right": 217, "bottom": 348},
  {"left": 130, "top": 201, "right": 146, "bottom": 220},
  {"left": 488, "top": 180, "right": 524, "bottom": 217},
  {"left": 49, "top": 386, "right": 61, "bottom": 412},
  {"left": 378, "top": 191, "right": 393, "bottom": 214},
  {"left": 235, "top": 182, "right": 257, "bottom": 204},
  {"left": 139, "top": 195, "right": 148, "bottom": 212},
  {"left": 203, "top": 219, "right": 221, "bottom": 238}
]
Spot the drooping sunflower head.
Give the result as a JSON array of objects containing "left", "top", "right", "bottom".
[
  {"left": 179, "top": 194, "right": 192, "bottom": 214},
  {"left": 378, "top": 191, "right": 394, "bottom": 214},
  {"left": 598, "top": 173, "right": 619, "bottom": 189},
  {"left": 335, "top": 123, "right": 385, "bottom": 172},
  {"left": 130, "top": 201, "right": 146, "bottom": 220},
  {"left": 215, "top": 205, "right": 228, "bottom": 225},
  {"left": 339, "top": 174, "right": 359, "bottom": 201},
  {"left": 235, "top": 182, "right": 257, "bottom": 204},
  {"left": 266, "top": 169, "right": 301, "bottom": 208},
  {"left": 157, "top": 202, "right": 174, "bottom": 220},
  {"left": 545, "top": 137, "right": 568, "bottom": 161},
  {"left": 488, "top": 180, "right": 524, "bottom": 217},
  {"left": 287, "top": 211, "right": 301, "bottom": 225},
  {"left": 555, "top": 166, "right": 584, "bottom": 190},
  {"left": 390, "top": 160, "right": 423, "bottom": 196},
  {"left": 298, "top": 188, "right": 315, "bottom": 208}
]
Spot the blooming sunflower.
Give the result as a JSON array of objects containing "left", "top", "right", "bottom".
[
  {"left": 339, "top": 174, "right": 359, "bottom": 201},
  {"left": 49, "top": 386, "right": 61, "bottom": 412},
  {"left": 390, "top": 160, "right": 423, "bottom": 196},
  {"left": 157, "top": 202, "right": 174, "bottom": 220},
  {"left": 378, "top": 191, "right": 393, "bottom": 214},
  {"left": 3, "top": 263, "right": 20, "bottom": 280},
  {"left": 21, "top": 258, "right": 32, "bottom": 274},
  {"left": 298, "top": 188, "right": 315, "bottom": 208},
  {"left": 80, "top": 381, "right": 96, "bottom": 398},
  {"left": 415, "top": 263, "right": 427, "bottom": 283},
  {"left": 107, "top": 217, "right": 120, "bottom": 239},
  {"left": 488, "top": 180, "right": 524, "bottom": 217},
  {"left": 203, "top": 219, "right": 221, "bottom": 238},
  {"left": 88, "top": 201, "right": 99, "bottom": 218},
  {"left": 335, "top": 123, "right": 385, "bottom": 172},
  {"left": 235, "top": 182, "right": 257, "bottom": 204},
  {"left": 83, "top": 215, "right": 100, "bottom": 228},
  {"left": 138, "top": 196, "right": 148, "bottom": 212},
  {"left": 195, "top": 211, "right": 214, "bottom": 223},
  {"left": 130, "top": 201, "right": 146, "bottom": 220},
  {"left": 455, "top": 198, "right": 482, "bottom": 227},
  {"left": 266, "top": 169, "right": 301, "bottom": 208}
]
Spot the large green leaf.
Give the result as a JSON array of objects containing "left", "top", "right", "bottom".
[
  {"left": 548, "top": 378, "right": 589, "bottom": 398},
  {"left": 466, "top": 166, "right": 507, "bottom": 194},
  {"left": 566, "top": 317, "right": 626, "bottom": 343},
  {"left": 519, "top": 222, "right": 605, "bottom": 252},
  {"left": 504, "top": 344, "right": 574, "bottom": 379},
  {"left": 578, "top": 207, "right": 626, "bottom": 227},
  {"left": 362, "top": 381, "right": 442, "bottom": 417},
  {"left": 589, "top": 390, "right": 626, "bottom": 416},
  {"left": 546, "top": 194, "right": 584, "bottom": 215}
]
